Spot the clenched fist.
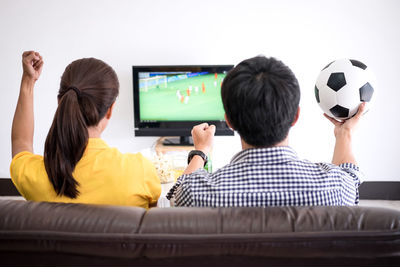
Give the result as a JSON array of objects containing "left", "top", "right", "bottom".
[
  {"left": 191, "top": 123, "right": 216, "bottom": 155},
  {"left": 22, "top": 51, "right": 43, "bottom": 81}
]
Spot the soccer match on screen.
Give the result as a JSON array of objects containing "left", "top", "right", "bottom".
[{"left": 139, "top": 71, "right": 227, "bottom": 121}]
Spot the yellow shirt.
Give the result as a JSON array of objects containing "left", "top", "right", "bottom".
[{"left": 10, "top": 138, "right": 161, "bottom": 209}]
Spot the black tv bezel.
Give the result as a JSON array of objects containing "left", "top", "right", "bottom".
[{"left": 132, "top": 65, "right": 234, "bottom": 137}]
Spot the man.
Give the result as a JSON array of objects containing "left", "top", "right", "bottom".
[{"left": 167, "top": 56, "right": 364, "bottom": 207}]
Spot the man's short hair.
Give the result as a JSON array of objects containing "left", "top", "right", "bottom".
[{"left": 221, "top": 56, "right": 300, "bottom": 147}]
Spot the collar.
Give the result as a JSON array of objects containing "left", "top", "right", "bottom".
[
  {"left": 85, "top": 138, "right": 109, "bottom": 150},
  {"left": 231, "top": 146, "right": 298, "bottom": 165}
]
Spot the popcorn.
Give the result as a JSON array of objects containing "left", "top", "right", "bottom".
[{"left": 152, "top": 153, "right": 175, "bottom": 183}]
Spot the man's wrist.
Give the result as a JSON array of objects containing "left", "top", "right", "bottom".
[
  {"left": 188, "top": 150, "right": 208, "bottom": 166},
  {"left": 194, "top": 146, "right": 210, "bottom": 155},
  {"left": 335, "top": 128, "right": 352, "bottom": 140}
]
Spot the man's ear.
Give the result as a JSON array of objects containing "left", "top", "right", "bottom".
[
  {"left": 291, "top": 107, "right": 300, "bottom": 126},
  {"left": 105, "top": 102, "right": 115, "bottom": 120},
  {"left": 224, "top": 114, "right": 235, "bottom": 130}
]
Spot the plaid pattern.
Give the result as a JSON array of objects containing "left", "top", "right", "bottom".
[{"left": 167, "top": 146, "right": 362, "bottom": 207}]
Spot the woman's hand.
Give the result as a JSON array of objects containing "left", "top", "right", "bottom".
[{"left": 22, "top": 51, "right": 43, "bottom": 81}]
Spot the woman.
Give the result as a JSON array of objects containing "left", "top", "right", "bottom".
[{"left": 10, "top": 51, "right": 160, "bottom": 208}]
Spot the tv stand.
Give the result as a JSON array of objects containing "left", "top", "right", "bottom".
[{"left": 162, "top": 136, "right": 193, "bottom": 146}]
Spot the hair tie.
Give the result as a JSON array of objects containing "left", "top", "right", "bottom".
[{"left": 67, "top": 86, "right": 81, "bottom": 97}]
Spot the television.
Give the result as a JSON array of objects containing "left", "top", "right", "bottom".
[{"left": 133, "top": 65, "right": 234, "bottom": 145}]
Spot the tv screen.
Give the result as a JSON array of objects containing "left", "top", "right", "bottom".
[{"left": 133, "top": 65, "right": 234, "bottom": 144}]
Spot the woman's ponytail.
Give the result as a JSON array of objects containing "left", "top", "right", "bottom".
[{"left": 44, "top": 88, "right": 88, "bottom": 198}]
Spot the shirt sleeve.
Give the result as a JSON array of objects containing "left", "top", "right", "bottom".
[
  {"left": 316, "top": 162, "right": 363, "bottom": 205},
  {"left": 166, "top": 169, "right": 211, "bottom": 207},
  {"left": 170, "top": 174, "right": 193, "bottom": 207},
  {"left": 9, "top": 151, "right": 38, "bottom": 198},
  {"left": 338, "top": 163, "right": 364, "bottom": 185},
  {"left": 338, "top": 163, "right": 363, "bottom": 205},
  {"left": 166, "top": 175, "right": 183, "bottom": 200}
]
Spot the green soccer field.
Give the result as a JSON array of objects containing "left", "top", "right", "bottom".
[{"left": 139, "top": 73, "right": 226, "bottom": 121}]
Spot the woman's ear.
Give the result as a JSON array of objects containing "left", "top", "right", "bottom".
[
  {"left": 105, "top": 102, "right": 115, "bottom": 120},
  {"left": 291, "top": 107, "right": 300, "bottom": 126},
  {"left": 224, "top": 114, "right": 234, "bottom": 130}
]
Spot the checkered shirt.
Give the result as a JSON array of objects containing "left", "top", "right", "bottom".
[{"left": 166, "top": 146, "right": 363, "bottom": 207}]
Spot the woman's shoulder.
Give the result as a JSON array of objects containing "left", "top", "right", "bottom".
[
  {"left": 10, "top": 151, "right": 49, "bottom": 199},
  {"left": 10, "top": 151, "right": 43, "bottom": 169}
]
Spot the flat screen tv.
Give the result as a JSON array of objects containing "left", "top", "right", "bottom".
[{"left": 133, "top": 65, "right": 234, "bottom": 145}]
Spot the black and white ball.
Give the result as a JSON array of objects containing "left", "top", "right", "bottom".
[{"left": 314, "top": 59, "right": 375, "bottom": 119}]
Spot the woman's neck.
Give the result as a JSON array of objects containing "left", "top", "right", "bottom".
[
  {"left": 88, "top": 126, "right": 102, "bottom": 138},
  {"left": 87, "top": 116, "right": 109, "bottom": 138}
]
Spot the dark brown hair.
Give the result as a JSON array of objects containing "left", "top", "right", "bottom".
[{"left": 44, "top": 58, "right": 119, "bottom": 198}]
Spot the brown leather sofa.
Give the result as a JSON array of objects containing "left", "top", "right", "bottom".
[{"left": 1, "top": 199, "right": 400, "bottom": 267}]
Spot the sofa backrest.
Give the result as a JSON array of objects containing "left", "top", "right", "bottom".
[
  {"left": 2, "top": 200, "right": 399, "bottom": 234},
  {"left": 1, "top": 200, "right": 400, "bottom": 265}
]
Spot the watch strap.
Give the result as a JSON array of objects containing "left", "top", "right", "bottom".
[{"left": 187, "top": 150, "right": 208, "bottom": 166}]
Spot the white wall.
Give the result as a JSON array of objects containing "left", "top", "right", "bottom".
[{"left": 1, "top": 0, "right": 399, "bottom": 181}]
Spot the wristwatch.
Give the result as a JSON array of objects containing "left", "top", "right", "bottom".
[{"left": 187, "top": 150, "right": 208, "bottom": 166}]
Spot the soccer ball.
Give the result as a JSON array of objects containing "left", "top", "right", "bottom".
[{"left": 314, "top": 59, "right": 375, "bottom": 119}]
